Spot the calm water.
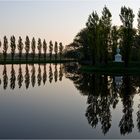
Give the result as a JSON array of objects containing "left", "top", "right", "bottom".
[{"left": 0, "top": 63, "right": 140, "bottom": 139}]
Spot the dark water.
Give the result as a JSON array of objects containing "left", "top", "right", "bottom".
[{"left": 0, "top": 63, "right": 140, "bottom": 139}]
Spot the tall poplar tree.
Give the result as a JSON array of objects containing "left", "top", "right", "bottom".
[
  {"left": 120, "top": 6, "right": 135, "bottom": 67},
  {"left": 49, "top": 41, "right": 53, "bottom": 60},
  {"left": 111, "top": 26, "right": 119, "bottom": 60},
  {"left": 59, "top": 42, "right": 63, "bottom": 60},
  {"left": 54, "top": 41, "right": 58, "bottom": 60},
  {"left": 100, "top": 6, "right": 112, "bottom": 65},
  {"left": 86, "top": 11, "right": 100, "bottom": 65},
  {"left": 31, "top": 37, "right": 36, "bottom": 60},
  {"left": 25, "top": 36, "right": 30, "bottom": 61},
  {"left": 10, "top": 36, "right": 16, "bottom": 60},
  {"left": 37, "top": 38, "right": 42, "bottom": 60},
  {"left": 3, "top": 36, "right": 8, "bottom": 61},
  {"left": 17, "top": 36, "right": 23, "bottom": 60},
  {"left": 43, "top": 39, "right": 47, "bottom": 60}
]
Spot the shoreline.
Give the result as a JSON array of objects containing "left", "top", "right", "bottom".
[
  {"left": 80, "top": 62, "right": 140, "bottom": 75},
  {"left": 0, "top": 59, "right": 78, "bottom": 64}
]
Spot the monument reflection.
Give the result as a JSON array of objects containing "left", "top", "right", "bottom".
[{"left": 64, "top": 63, "right": 140, "bottom": 135}]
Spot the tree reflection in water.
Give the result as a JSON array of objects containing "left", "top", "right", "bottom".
[
  {"left": 59, "top": 64, "right": 63, "bottom": 81},
  {"left": 43, "top": 64, "right": 47, "bottom": 85},
  {"left": 119, "top": 76, "right": 135, "bottom": 135},
  {"left": 10, "top": 64, "right": 16, "bottom": 90},
  {"left": 64, "top": 63, "right": 140, "bottom": 136},
  {"left": 31, "top": 64, "right": 36, "bottom": 87},
  {"left": 85, "top": 75, "right": 112, "bottom": 134},
  {"left": 3, "top": 65, "right": 8, "bottom": 90},
  {"left": 54, "top": 64, "right": 58, "bottom": 82},
  {"left": 17, "top": 64, "right": 23, "bottom": 88},
  {"left": 25, "top": 64, "right": 30, "bottom": 89},
  {"left": 0, "top": 63, "right": 140, "bottom": 136},
  {"left": 49, "top": 64, "right": 53, "bottom": 83},
  {"left": 37, "top": 64, "right": 42, "bottom": 86},
  {"left": 137, "top": 103, "right": 140, "bottom": 132},
  {"left": 0, "top": 64, "right": 63, "bottom": 89}
]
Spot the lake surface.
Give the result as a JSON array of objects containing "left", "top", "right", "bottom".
[{"left": 0, "top": 63, "right": 140, "bottom": 139}]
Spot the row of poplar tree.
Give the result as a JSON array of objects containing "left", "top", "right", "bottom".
[
  {"left": 0, "top": 36, "right": 64, "bottom": 61},
  {"left": 67, "top": 6, "right": 140, "bottom": 67}
]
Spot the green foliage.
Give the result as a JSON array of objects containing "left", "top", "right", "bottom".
[
  {"left": 10, "top": 35, "right": 16, "bottom": 60},
  {"left": 120, "top": 6, "right": 134, "bottom": 29},
  {"left": 49, "top": 40, "right": 53, "bottom": 60},
  {"left": 43, "top": 39, "right": 47, "bottom": 60},
  {"left": 100, "top": 6, "right": 112, "bottom": 65},
  {"left": 3, "top": 36, "right": 8, "bottom": 61},
  {"left": 25, "top": 36, "right": 30, "bottom": 60},
  {"left": 31, "top": 37, "right": 36, "bottom": 60},
  {"left": 86, "top": 11, "right": 99, "bottom": 65},
  {"left": 37, "top": 38, "right": 42, "bottom": 60},
  {"left": 67, "top": 6, "right": 140, "bottom": 67},
  {"left": 54, "top": 41, "right": 58, "bottom": 60},
  {"left": 76, "top": 28, "right": 91, "bottom": 61},
  {"left": 59, "top": 42, "right": 63, "bottom": 60},
  {"left": 17, "top": 36, "right": 23, "bottom": 59},
  {"left": 111, "top": 26, "right": 119, "bottom": 60},
  {"left": 120, "top": 6, "right": 135, "bottom": 67},
  {"left": 68, "top": 6, "right": 112, "bottom": 66},
  {"left": 137, "top": 9, "right": 140, "bottom": 36},
  {"left": 0, "top": 35, "right": 64, "bottom": 62},
  {"left": 0, "top": 40, "right": 1, "bottom": 48}
]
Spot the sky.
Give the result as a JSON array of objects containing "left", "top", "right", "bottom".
[{"left": 0, "top": 0, "right": 140, "bottom": 46}]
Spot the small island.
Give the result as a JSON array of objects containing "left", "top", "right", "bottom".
[{"left": 64, "top": 6, "right": 140, "bottom": 74}]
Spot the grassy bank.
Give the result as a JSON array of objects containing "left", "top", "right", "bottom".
[
  {"left": 80, "top": 62, "right": 140, "bottom": 75},
  {"left": 0, "top": 53, "right": 79, "bottom": 64},
  {"left": 0, "top": 59, "right": 78, "bottom": 64}
]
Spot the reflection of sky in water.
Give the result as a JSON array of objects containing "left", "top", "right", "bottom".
[{"left": 0, "top": 64, "right": 139, "bottom": 138}]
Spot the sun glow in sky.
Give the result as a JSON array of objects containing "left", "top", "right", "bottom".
[{"left": 0, "top": 0, "right": 140, "bottom": 46}]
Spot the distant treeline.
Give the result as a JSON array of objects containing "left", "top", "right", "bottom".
[
  {"left": 0, "top": 36, "right": 64, "bottom": 61},
  {"left": 66, "top": 6, "right": 140, "bottom": 67}
]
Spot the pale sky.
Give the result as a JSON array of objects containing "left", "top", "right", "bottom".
[{"left": 0, "top": 0, "right": 140, "bottom": 46}]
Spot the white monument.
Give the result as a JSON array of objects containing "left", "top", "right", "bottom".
[
  {"left": 115, "top": 76, "right": 123, "bottom": 89},
  {"left": 115, "top": 47, "right": 122, "bottom": 62}
]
